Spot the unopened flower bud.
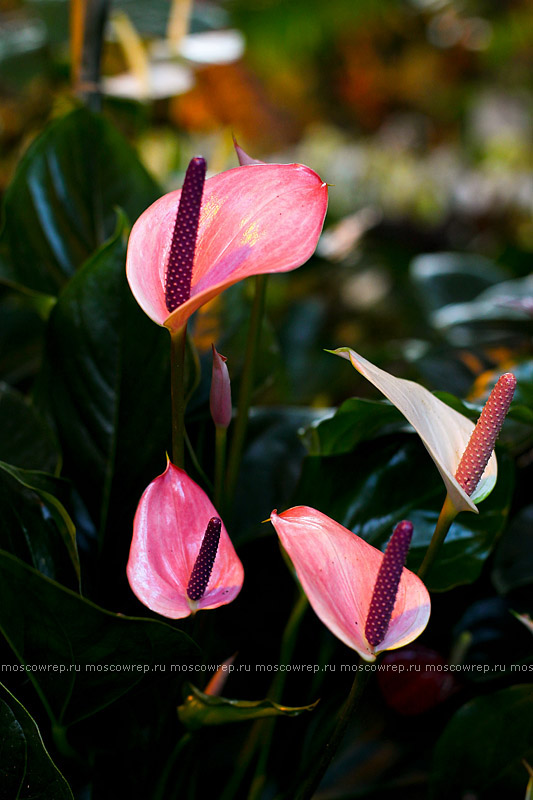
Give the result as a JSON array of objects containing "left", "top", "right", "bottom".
[{"left": 210, "top": 345, "right": 232, "bottom": 428}]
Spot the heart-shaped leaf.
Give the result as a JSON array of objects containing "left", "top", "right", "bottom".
[
  {"left": 0, "top": 384, "right": 60, "bottom": 474},
  {"left": 38, "top": 219, "right": 180, "bottom": 541},
  {"left": 0, "top": 108, "right": 160, "bottom": 297}
]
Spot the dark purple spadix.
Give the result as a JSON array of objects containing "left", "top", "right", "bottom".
[
  {"left": 165, "top": 156, "right": 206, "bottom": 313},
  {"left": 187, "top": 517, "right": 221, "bottom": 601},
  {"left": 365, "top": 520, "right": 413, "bottom": 648}
]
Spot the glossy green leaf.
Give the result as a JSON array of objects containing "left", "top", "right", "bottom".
[
  {"left": 303, "top": 397, "right": 406, "bottom": 456},
  {"left": 0, "top": 385, "right": 60, "bottom": 474},
  {"left": 177, "top": 683, "right": 318, "bottom": 731},
  {"left": 0, "top": 107, "right": 160, "bottom": 297},
  {"left": 231, "top": 406, "right": 327, "bottom": 544},
  {"left": 0, "top": 683, "right": 73, "bottom": 800},
  {"left": 430, "top": 686, "right": 533, "bottom": 799},
  {"left": 0, "top": 461, "right": 79, "bottom": 586},
  {"left": 294, "top": 435, "right": 514, "bottom": 591},
  {"left": 0, "top": 552, "right": 199, "bottom": 726},
  {"left": 38, "top": 219, "right": 183, "bottom": 539}
]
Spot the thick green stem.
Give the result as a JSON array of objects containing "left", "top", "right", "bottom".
[
  {"left": 170, "top": 325, "right": 188, "bottom": 468},
  {"left": 296, "top": 664, "right": 372, "bottom": 800},
  {"left": 225, "top": 275, "right": 267, "bottom": 504},
  {"left": 214, "top": 426, "right": 227, "bottom": 511},
  {"left": 247, "top": 592, "right": 308, "bottom": 800},
  {"left": 417, "top": 493, "right": 458, "bottom": 581}
]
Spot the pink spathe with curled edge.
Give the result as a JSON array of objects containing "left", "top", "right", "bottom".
[
  {"left": 127, "top": 461, "right": 244, "bottom": 618},
  {"left": 126, "top": 162, "right": 328, "bottom": 332},
  {"left": 270, "top": 506, "right": 430, "bottom": 663}
]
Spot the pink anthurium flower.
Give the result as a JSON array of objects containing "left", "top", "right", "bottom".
[
  {"left": 126, "top": 156, "right": 328, "bottom": 333},
  {"left": 270, "top": 506, "right": 430, "bottom": 663},
  {"left": 332, "top": 348, "right": 515, "bottom": 515},
  {"left": 127, "top": 461, "right": 244, "bottom": 618}
]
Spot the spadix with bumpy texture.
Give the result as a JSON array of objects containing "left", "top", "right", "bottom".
[
  {"left": 127, "top": 462, "right": 243, "bottom": 618},
  {"left": 365, "top": 521, "right": 413, "bottom": 648},
  {"left": 187, "top": 517, "right": 221, "bottom": 601},
  {"left": 455, "top": 373, "right": 516, "bottom": 496},
  {"left": 332, "top": 348, "right": 501, "bottom": 514},
  {"left": 165, "top": 156, "right": 206, "bottom": 312},
  {"left": 270, "top": 507, "right": 430, "bottom": 662},
  {"left": 127, "top": 158, "right": 328, "bottom": 332}
]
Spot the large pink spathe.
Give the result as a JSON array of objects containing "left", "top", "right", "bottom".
[
  {"left": 127, "top": 462, "right": 244, "bottom": 618},
  {"left": 126, "top": 163, "right": 328, "bottom": 331},
  {"left": 271, "top": 506, "right": 430, "bottom": 662}
]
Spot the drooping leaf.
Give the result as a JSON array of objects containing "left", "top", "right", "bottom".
[
  {"left": 0, "top": 461, "right": 79, "bottom": 586},
  {"left": 0, "top": 107, "right": 160, "bottom": 297},
  {"left": 0, "top": 551, "right": 199, "bottom": 726},
  {"left": 0, "top": 683, "right": 73, "bottom": 800},
  {"left": 178, "top": 682, "right": 318, "bottom": 731},
  {"left": 430, "top": 685, "right": 533, "bottom": 799}
]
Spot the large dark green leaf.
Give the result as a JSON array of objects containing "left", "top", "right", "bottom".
[
  {"left": 0, "top": 683, "right": 73, "bottom": 800},
  {"left": 294, "top": 434, "right": 514, "bottom": 591},
  {"left": 231, "top": 406, "right": 328, "bottom": 544},
  {"left": 430, "top": 685, "right": 533, "bottom": 799},
  {"left": 0, "top": 107, "right": 160, "bottom": 296},
  {"left": 0, "top": 551, "right": 199, "bottom": 727},
  {"left": 302, "top": 397, "right": 406, "bottom": 456},
  {"left": 0, "top": 462, "right": 79, "bottom": 586},
  {"left": 38, "top": 220, "right": 176, "bottom": 539},
  {"left": 0, "top": 384, "right": 60, "bottom": 473}
]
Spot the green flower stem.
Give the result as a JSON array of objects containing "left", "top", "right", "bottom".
[
  {"left": 225, "top": 275, "right": 268, "bottom": 505},
  {"left": 170, "top": 324, "right": 188, "bottom": 468},
  {"left": 214, "top": 425, "right": 227, "bottom": 512},
  {"left": 220, "top": 591, "right": 308, "bottom": 800},
  {"left": 247, "top": 592, "right": 309, "bottom": 800},
  {"left": 417, "top": 493, "right": 458, "bottom": 581},
  {"left": 184, "top": 429, "right": 214, "bottom": 492},
  {"left": 296, "top": 663, "right": 373, "bottom": 800},
  {"left": 153, "top": 732, "right": 193, "bottom": 800}
]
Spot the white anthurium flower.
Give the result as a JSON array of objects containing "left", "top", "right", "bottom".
[{"left": 331, "top": 347, "right": 498, "bottom": 515}]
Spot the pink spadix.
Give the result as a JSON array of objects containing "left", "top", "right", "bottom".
[
  {"left": 454, "top": 373, "right": 516, "bottom": 497},
  {"left": 365, "top": 521, "right": 413, "bottom": 648},
  {"left": 187, "top": 517, "right": 221, "bottom": 601},
  {"left": 165, "top": 156, "right": 206, "bottom": 312}
]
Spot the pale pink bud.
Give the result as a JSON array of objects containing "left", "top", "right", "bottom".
[
  {"left": 210, "top": 345, "right": 232, "bottom": 428},
  {"left": 455, "top": 373, "right": 516, "bottom": 496}
]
